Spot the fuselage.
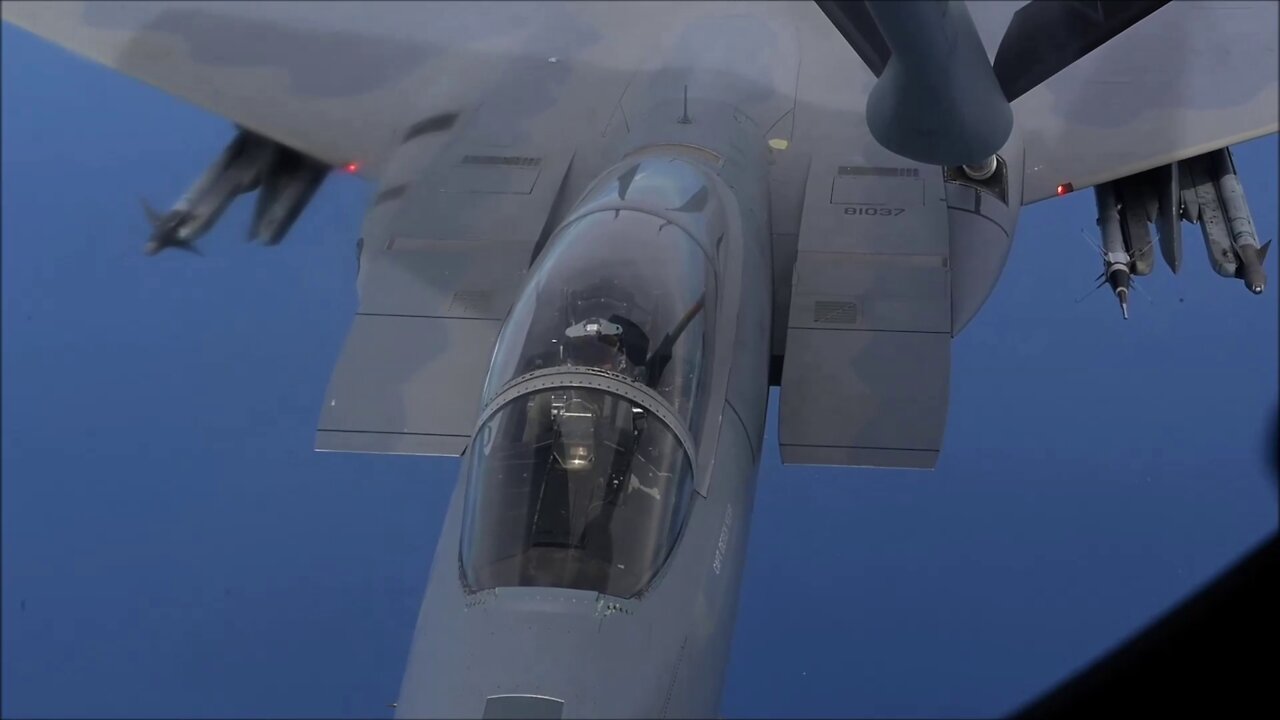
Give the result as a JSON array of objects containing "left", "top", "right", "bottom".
[{"left": 394, "top": 100, "right": 775, "bottom": 718}]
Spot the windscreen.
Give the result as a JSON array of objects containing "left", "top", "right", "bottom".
[
  {"left": 484, "top": 209, "right": 716, "bottom": 432},
  {"left": 460, "top": 387, "right": 695, "bottom": 599}
]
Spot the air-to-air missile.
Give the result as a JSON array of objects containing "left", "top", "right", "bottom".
[
  {"left": 1094, "top": 182, "right": 1136, "bottom": 319},
  {"left": 1089, "top": 163, "right": 1180, "bottom": 319},
  {"left": 1086, "top": 145, "right": 1268, "bottom": 318},
  {"left": 142, "top": 129, "right": 275, "bottom": 255},
  {"left": 1181, "top": 146, "right": 1271, "bottom": 294},
  {"left": 250, "top": 146, "right": 329, "bottom": 246},
  {"left": 141, "top": 129, "right": 330, "bottom": 255}
]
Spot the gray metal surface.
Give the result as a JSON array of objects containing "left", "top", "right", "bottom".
[
  {"left": 788, "top": 252, "right": 950, "bottom": 333},
  {"left": 4, "top": 1, "right": 1275, "bottom": 203},
  {"left": 1093, "top": 182, "right": 1135, "bottom": 319},
  {"left": 945, "top": 133, "right": 1023, "bottom": 336},
  {"left": 359, "top": 146, "right": 574, "bottom": 321},
  {"left": 1186, "top": 153, "right": 1239, "bottom": 278},
  {"left": 779, "top": 154, "right": 951, "bottom": 468},
  {"left": 1119, "top": 179, "right": 1156, "bottom": 277},
  {"left": 316, "top": 315, "right": 501, "bottom": 455},
  {"left": 1211, "top": 147, "right": 1262, "bottom": 252},
  {"left": 862, "top": 0, "right": 1013, "bottom": 166},
  {"left": 316, "top": 128, "right": 576, "bottom": 455},
  {"left": 251, "top": 147, "right": 328, "bottom": 245},
  {"left": 779, "top": 328, "right": 949, "bottom": 469},
  {"left": 1154, "top": 162, "right": 1183, "bottom": 273}
]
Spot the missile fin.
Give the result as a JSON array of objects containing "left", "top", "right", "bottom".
[
  {"left": 1178, "top": 160, "right": 1200, "bottom": 224},
  {"left": 1154, "top": 162, "right": 1183, "bottom": 274},
  {"left": 140, "top": 198, "right": 165, "bottom": 228}
]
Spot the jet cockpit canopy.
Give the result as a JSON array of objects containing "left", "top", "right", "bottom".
[
  {"left": 483, "top": 206, "right": 717, "bottom": 432},
  {"left": 463, "top": 202, "right": 719, "bottom": 598}
]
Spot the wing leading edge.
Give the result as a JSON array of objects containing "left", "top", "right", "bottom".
[
  {"left": 1, "top": 1, "right": 463, "bottom": 176},
  {"left": 8, "top": 1, "right": 1274, "bottom": 204},
  {"left": 1008, "top": 0, "right": 1278, "bottom": 203}
]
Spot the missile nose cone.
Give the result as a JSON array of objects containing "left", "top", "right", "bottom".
[
  {"left": 1241, "top": 266, "right": 1267, "bottom": 294},
  {"left": 1116, "top": 287, "right": 1130, "bottom": 319}
]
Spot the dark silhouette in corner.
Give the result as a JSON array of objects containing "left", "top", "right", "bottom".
[{"left": 1015, "top": 405, "right": 1279, "bottom": 718}]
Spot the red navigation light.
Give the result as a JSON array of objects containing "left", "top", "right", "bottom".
[
  {"left": 1057, "top": 182, "right": 1074, "bottom": 196},
  {"left": 344, "top": 162, "right": 360, "bottom": 174}
]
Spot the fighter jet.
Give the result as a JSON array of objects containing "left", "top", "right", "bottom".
[{"left": 3, "top": 1, "right": 1276, "bottom": 716}]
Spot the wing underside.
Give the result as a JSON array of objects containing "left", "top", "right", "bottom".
[
  {"left": 998, "top": 0, "right": 1279, "bottom": 202},
  {"left": 5, "top": 0, "right": 1276, "bottom": 469}
]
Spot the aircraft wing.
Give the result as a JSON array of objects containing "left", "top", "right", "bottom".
[
  {"left": 5, "top": 0, "right": 1275, "bottom": 470},
  {"left": 979, "top": 1, "right": 1280, "bottom": 204},
  {"left": 0, "top": 1, "right": 629, "bottom": 178},
  {"left": 8, "top": 1, "right": 1273, "bottom": 199},
  {"left": 0, "top": 0, "right": 407, "bottom": 174}
]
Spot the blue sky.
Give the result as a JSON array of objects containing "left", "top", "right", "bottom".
[{"left": 2, "top": 21, "right": 1276, "bottom": 719}]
